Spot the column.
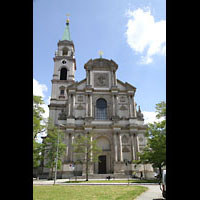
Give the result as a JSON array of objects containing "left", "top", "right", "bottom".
[
  {"left": 115, "top": 96, "right": 118, "bottom": 117},
  {"left": 129, "top": 95, "right": 133, "bottom": 118},
  {"left": 85, "top": 95, "right": 88, "bottom": 117},
  {"left": 88, "top": 70, "right": 91, "bottom": 85},
  {"left": 65, "top": 133, "right": 69, "bottom": 161},
  {"left": 132, "top": 98, "right": 136, "bottom": 117},
  {"left": 134, "top": 133, "right": 139, "bottom": 160},
  {"left": 136, "top": 134, "right": 139, "bottom": 155},
  {"left": 68, "top": 133, "right": 72, "bottom": 161},
  {"left": 130, "top": 134, "right": 136, "bottom": 160},
  {"left": 71, "top": 134, "right": 74, "bottom": 161},
  {"left": 86, "top": 70, "right": 89, "bottom": 85},
  {"left": 68, "top": 94, "right": 71, "bottom": 117},
  {"left": 112, "top": 95, "right": 115, "bottom": 116},
  {"left": 111, "top": 70, "right": 114, "bottom": 86},
  {"left": 72, "top": 94, "right": 75, "bottom": 117},
  {"left": 90, "top": 135, "right": 93, "bottom": 161},
  {"left": 118, "top": 133, "right": 123, "bottom": 162},
  {"left": 70, "top": 94, "right": 73, "bottom": 117},
  {"left": 113, "top": 132, "right": 118, "bottom": 162},
  {"left": 114, "top": 71, "right": 117, "bottom": 86},
  {"left": 90, "top": 95, "right": 93, "bottom": 117}
]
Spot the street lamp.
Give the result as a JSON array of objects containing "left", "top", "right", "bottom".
[
  {"left": 124, "top": 159, "right": 131, "bottom": 185},
  {"left": 54, "top": 124, "right": 65, "bottom": 185}
]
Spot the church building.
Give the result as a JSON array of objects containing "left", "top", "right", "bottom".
[{"left": 42, "top": 17, "right": 154, "bottom": 179}]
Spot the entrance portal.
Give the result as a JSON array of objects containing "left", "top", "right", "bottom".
[{"left": 98, "top": 155, "right": 106, "bottom": 174}]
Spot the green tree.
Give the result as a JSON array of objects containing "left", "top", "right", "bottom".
[
  {"left": 43, "top": 119, "right": 66, "bottom": 179},
  {"left": 138, "top": 101, "right": 166, "bottom": 177},
  {"left": 33, "top": 95, "right": 46, "bottom": 177},
  {"left": 33, "top": 95, "right": 46, "bottom": 139},
  {"left": 33, "top": 140, "right": 43, "bottom": 177},
  {"left": 73, "top": 132, "right": 102, "bottom": 181}
]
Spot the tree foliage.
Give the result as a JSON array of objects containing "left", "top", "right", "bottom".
[
  {"left": 42, "top": 119, "right": 66, "bottom": 179},
  {"left": 72, "top": 132, "right": 102, "bottom": 181},
  {"left": 33, "top": 140, "right": 43, "bottom": 168},
  {"left": 33, "top": 95, "right": 46, "bottom": 171},
  {"left": 155, "top": 101, "right": 166, "bottom": 119},
  {"left": 138, "top": 101, "right": 166, "bottom": 176},
  {"left": 33, "top": 95, "right": 45, "bottom": 139}
]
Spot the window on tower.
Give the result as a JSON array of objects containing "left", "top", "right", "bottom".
[
  {"left": 60, "top": 68, "right": 67, "bottom": 80},
  {"left": 62, "top": 47, "right": 68, "bottom": 56},
  {"left": 60, "top": 89, "right": 64, "bottom": 95}
]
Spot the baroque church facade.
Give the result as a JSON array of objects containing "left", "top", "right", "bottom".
[{"left": 42, "top": 18, "right": 154, "bottom": 178}]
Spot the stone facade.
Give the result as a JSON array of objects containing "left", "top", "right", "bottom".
[{"left": 42, "top": 31, "right": 155, "bottom": 179}]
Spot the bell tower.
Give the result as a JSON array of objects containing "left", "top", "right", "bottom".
[{"left": 49, "top": 16, "right": 76, "bottom": 123}]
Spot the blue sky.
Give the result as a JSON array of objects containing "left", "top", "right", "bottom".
[{"left": 33, "top": 0, "right": 166, "bottom": 123}]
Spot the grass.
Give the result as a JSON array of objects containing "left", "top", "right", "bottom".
[
  {"left": 33, "top": 185, "right": 148, "bottom": 200},
  {"left": 64, "top": 179, "right": 159, "bottom": 184}
]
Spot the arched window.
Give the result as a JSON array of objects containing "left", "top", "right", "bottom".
[
  {"left": 96, "top": 98, "right": 107, "bottom": 120},
  {"left": 122, "top": 135, "right": 128, "bottom": 144},
  {"left": 60, "top": 68, "right": 67, "bottom": 80}
]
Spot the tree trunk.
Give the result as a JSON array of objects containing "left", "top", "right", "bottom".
[
  {"left": 50, "top": 167, "right": 53, "bottom": 180},
  {"left": 86, "top": 154, "right": 89, "bottom": 181}
]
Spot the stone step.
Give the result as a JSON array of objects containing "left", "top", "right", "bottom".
[{"left": 78, "top": 174, "right": 129, "bottom": 179}]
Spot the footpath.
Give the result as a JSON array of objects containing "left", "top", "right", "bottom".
[{"left": 33, "top": 178, "right": 158, "bottom": 186}]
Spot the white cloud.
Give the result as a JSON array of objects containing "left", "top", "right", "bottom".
[
  {"left": 33, "top": 78, "right": 49, "bottom": 120},
  {"left": 33, "top": 78, "right": 48, "bottom": 98},
  {"left": 33, "top": 78, "right": 50, "bottom": 143},
  {"left": 125, "top": 7, "right": 166, "bottom": 64},
  {"left": 143, "top": 111, "right": 164, "bottom": 124}
]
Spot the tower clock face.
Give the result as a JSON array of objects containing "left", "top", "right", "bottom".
[{"left": 62, "top": 60, "right": 67, "bottom": 64}]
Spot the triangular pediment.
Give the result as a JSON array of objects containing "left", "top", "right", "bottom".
[
  {"left": 67, "top": 79, "right": 86, "bottom": 90},
  {"left": 117, "top": 79, "right": 136, "bottom": 91}
]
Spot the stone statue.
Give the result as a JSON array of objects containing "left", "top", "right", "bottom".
[{"left": 137, "top": 106, "right": 144, "bottom": 120}]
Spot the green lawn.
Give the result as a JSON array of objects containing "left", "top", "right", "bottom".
[{"left": 33, "top": 185, "right": 148, "bottom": 200}]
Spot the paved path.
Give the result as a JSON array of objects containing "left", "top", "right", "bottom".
[
  {"left": 33, "top": 178, "right": 158, "bottom": 186},
  {"left": 135, "top": 185, "right": 164, "bottom": 200}
]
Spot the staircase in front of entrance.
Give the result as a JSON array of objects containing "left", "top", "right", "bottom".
[{"left": 79, "top": 173, "right": 129, "bottom": 179}]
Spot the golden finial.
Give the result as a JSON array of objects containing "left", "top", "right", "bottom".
[
  {"left": 66, "top": 13, "right": 70, "bottom": 24},
  {"left": 98, "top": 50, "right": 103, "bottom": 58}
]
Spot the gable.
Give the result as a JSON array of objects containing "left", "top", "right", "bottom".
[
  {"left": 76, "top": 79, "right": 86, "bottom": 90},
  {"left": 117, "top": 79, "right": 136, "bottom": 91},
  {"left": 67, "top": 79, "right": 86, "bottom": 90},
  {"left": 117, "top": 80, "right": 127, "bottom": 90}
]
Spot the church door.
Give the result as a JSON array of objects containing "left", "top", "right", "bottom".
[{"left": 98, "top": 155, "right": 107, "bottom": 174}]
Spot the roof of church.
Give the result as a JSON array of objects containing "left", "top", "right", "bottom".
[{"left": 84, "top": 58, "right": 118, "bottom": 70}]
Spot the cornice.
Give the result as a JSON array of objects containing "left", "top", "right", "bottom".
[
  {"left": 51, "top": 79, "right": 75, "bottom": 84},
  {"left": 57, "top": 40, "right": 74, "bottom": 48},
  {"left": 53, "top": 56, "right": 75, "bottom": 62}
]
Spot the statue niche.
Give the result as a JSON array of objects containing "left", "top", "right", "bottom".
[{"left": 58, "top": 109, "right": 67, "bottom": 120}]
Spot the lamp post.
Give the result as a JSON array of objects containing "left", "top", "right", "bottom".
[
  {"left": 124, "top": 159, "right": 131, "bottom": 186},
  {"left": 53, "top": 124, "right": 65, "bottom": 185}
]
